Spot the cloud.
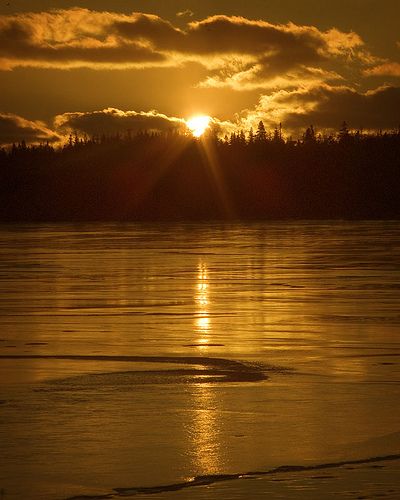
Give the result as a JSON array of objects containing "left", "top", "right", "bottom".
[
  {"left": 176, "top": 10, "right": 194, "bottom": 18},
  {"left": 364, "top": 62, "right": 400, "bottom": 77},
  {"left": 240, "top": 84, "right": 400, "bottom": 133},
  {"left": 183, "top": 16, "right": 363, "bottom": 57},
  {"left": 0, "top": 108, "right": 234, "bottom": 145},
  {"left": 0, "top": 8, "right": 167, "bottom": 70},
  {"left": 54, "top": 108, "right": 187, "bottom": 136},
  {"left": 186, "top": 17, "right": 374, "bottom": 89},
  {"left": 198, "top": 64, "right": 343, "bottom": 91},
  {"left": 115, "top": 13, "right": 372, "bottom": 86},
  {"left": 0, "top": 113, "right": 61, "bottom": 145},
  {"left": 0, "top": 8, "right": 376, "bottom": 89},
  {"left": 2, "top": 85, "right": 398, "bottom": 148}
]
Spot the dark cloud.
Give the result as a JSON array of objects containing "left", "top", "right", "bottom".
[
  {"left": 0, "top": 9, "right": 166, "bottom": 69},
  {"left": 113, "top": 14, "right": 369, "bottom": 88},
  {"left": 0, "top": 8, "right": 372, "bottom": 88},
  {"left": 55, "top": 108, "right": 187, "bottom": 136},
  {"left": 112, "top": 14, "right": 184, "bottom": 52},
  {"left": 0, "top": 113, "right": 61, "bottom": 145},
  {"left": 114, "top": 14, "right": 361, "bottom": 58},
  {"left": 244, "top": 85, "right": 400, "bottom": 133},
  {"left": 184, "top": 16, "right": 327, "bottom": 56}
]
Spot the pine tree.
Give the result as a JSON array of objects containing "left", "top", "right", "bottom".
[
  {"left": 255, "top": 121, "right": 267, "bottom": 142},
  {"left": 273, "top": 125, "right": 280, "bottom": 142},
  {"left": 303, "top": 125, "right": 316, "bottom": 144},
  {"left": 248, "top": 127, "right": 254, "bottom": 144},
  {"left": 339, "top": 121, "right": 349, "bottom": 142}
]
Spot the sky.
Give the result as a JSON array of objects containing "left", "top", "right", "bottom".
[{"left": 0, "top": 0, "right": 399, "bottom": 144}]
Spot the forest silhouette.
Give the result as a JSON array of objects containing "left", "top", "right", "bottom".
[{"left": 0, "top": 121, "right": 399, "bottom": 221}]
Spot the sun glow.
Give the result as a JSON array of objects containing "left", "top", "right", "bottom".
[{"left": 186, "top": 115, "right": 211, "bottom": 137}]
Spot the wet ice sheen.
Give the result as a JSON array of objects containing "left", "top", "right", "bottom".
[{"left": 0, "top": 221, "right": 399, "bottom": 499}]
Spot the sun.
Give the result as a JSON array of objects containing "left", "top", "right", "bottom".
[{"left": 186, "top": 115, "right": 211, "bottom": 137}]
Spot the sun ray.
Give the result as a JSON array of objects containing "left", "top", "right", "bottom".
[{"left": 196, "top": 134, "right": 236, "bottom": 219}]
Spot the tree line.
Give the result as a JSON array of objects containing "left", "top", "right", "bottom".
[
  {"left": 2, "top": 120, "right": 400, "bottom": 157},
  {"left": 0, "top": 121, "right": 399, "bottom": 221}
]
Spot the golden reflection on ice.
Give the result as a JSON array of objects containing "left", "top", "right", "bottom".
[
  {"left": 188, "top": 383, "right": 224, "bottom": 474},
  {"left": 195, "top": 262, "right": 211, "bottom": 346}
]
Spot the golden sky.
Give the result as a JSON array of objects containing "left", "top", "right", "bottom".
[{"left": 0, "top": 0, "right": 399, "bottom": 144}]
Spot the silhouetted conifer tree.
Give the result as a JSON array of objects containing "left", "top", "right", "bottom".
[
  {"left": 303, "top": 125, "right": 316, "bottom": 144},
  {"left": 339, "top": 121, "right": 349, "bottom": 142},
  {"left": 255, "top": 121, "right": 267, "bottom": 142},
  {"left": 248, "top": 127, "right": 254, "bottom": 144},
  {"left": 273, "top": 125, "right": 284, "bottom": 143}
]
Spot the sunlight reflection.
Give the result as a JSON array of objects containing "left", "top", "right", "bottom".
[
  {"left": 188, "top": 384, "right": 224, "bottom": 473},
  {"left": 195, "top": 262, "right": 211, "bottom": 345},
  {"left": 196, "top": 316, "right": 210, "bottom": 332}
]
